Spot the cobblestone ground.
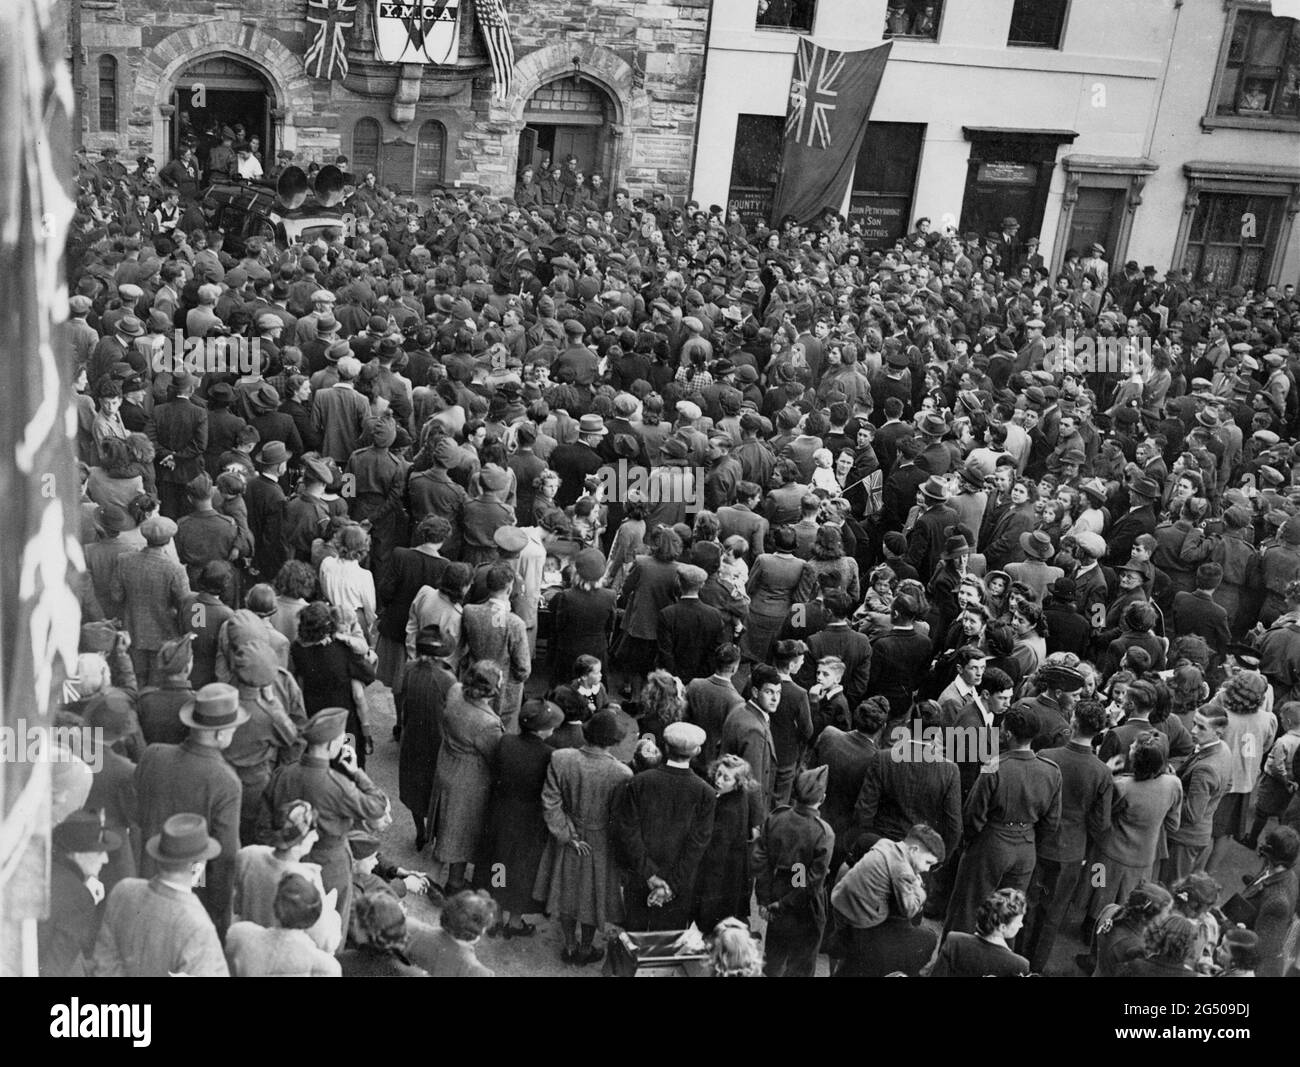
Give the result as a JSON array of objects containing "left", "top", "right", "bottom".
[{"left": 362, "top": 682, "right": 1259, "bottom": 978}]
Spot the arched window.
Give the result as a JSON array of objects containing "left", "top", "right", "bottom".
[
  {"left": 352, "top": 117, "right": 381, "bottom": 180},
  {"left": 415, "top": 121, "right": 446, "bottom": 196},
  {"left": 98, "top": 55, "right": 118, "bottom": 133}
]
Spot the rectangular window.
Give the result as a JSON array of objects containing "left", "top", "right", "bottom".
[
  {"left": 1008, "top": 0, "right": 1069, "bottom": 49},
  {"left": 727, "top": 114, "right": 784, "bottom": 228},
  {"left": 755, "top": 0, "right": 816, "bottom": 33},
  {"left": 1214, "top": 8, "right": 1300, "bottom": 120},
  {"left": 1183, "top": 191, "right": 1283, "bottom": 290},
  {"left": 883, "top": 0, "right": 943, "bottom": 41},
  {"left": 98, "top": 55, "right": 118, "bottom": 133}
]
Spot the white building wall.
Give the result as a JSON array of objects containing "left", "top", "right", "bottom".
[{"left": 693, "top": 0, "right": 1204, "bottom": 267}]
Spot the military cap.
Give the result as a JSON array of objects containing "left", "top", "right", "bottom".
[{"left": 303, "top": 706, "right": 349, "bottom": 745}]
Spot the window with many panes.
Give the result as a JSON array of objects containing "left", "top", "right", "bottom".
[
  {"left": 755, "top": 0, "right": 816, "bottom": 32},
  {"left": 1184, "top": 191, "right": 1283, "bottom": 291},
  {"left": 1008, "top": 0, "right": 1069, "bottom": 48},
  {"left": 98, "top": 55, "right": 118, "bottom": 133},
  {"left": 883, "top": 0, "right": 942, "bottom": 40},
  {"left": 1214, "top": 7, "right": 1300, "bottom": 121}
]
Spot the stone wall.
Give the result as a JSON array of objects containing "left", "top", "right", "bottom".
[{"left": 77, "top": 0, "right": 710, "bottom": 202}]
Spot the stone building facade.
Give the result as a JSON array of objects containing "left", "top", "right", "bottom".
[{"left": 77, "top": 0, "right": 709, "bottom": 200}]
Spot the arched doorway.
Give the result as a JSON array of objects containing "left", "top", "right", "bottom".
[
  {"left": 517, "top": 74, "right": 616, "bottom": 184},
  {"left": 170, "top": 55, "right": 275, "bottom": 171}
]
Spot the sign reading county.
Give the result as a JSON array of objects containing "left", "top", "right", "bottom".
[{"left": 374, "top": 0, "right": 461, "bottom": 65}]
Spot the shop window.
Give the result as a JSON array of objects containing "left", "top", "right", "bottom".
[
  {"left": 756, "top": 0, "right": 816, "bottom": 33},
  {"left": 1212, "top": 7, "right": 1300, "bottom": 121},
  {"left": 98, "top": 55, "right": 118, "bottom": 133},
  {"left": 1008, "top": 0, "right": 1069, "bottom": 49},
  {"left": 883, "top": 0, "right": 942, "bottom": 40},
  {"left": 727, "top": 114, "right": 784, "bottom": 228}
]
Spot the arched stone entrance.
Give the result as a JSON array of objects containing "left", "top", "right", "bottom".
[
  {"left": 488, "top": 41, "right": 636, "bottom": 195},
  {"left": 519, "top": 75, "right": 618, "bottom": 186},
  {"left": 134, "top": 21, "right": 314, "bottom": 163}
]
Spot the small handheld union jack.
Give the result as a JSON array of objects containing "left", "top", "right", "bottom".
[{"left": 305, "top": 0, "right": 358, "bottom": 81}]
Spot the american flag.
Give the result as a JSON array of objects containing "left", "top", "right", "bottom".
[
  {"left": 475, "top": 0, "right": 515, "bottom": 100},
  {"left": 304, "top": 0, "right": 357, "bottom": 81}
]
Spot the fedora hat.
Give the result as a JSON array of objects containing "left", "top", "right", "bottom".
[
  {"left": 1019, "top": 529, "right": 1055, "bottom": 560},
  {"left": 918, "top": 412, "right": 947, "bottom": 436},
  {"left": 958, "top": 461, "right": 985, "bottom": 490},
  {"left": 53, "top": 810, "right": 123, "bottom": 854},
  {"left": 178, "top": 682, "right": 249, "bottom": 731},
  {"left": 145, "top": 813, "right": 222, "bottom": 866},
  {"left": 578, "top": 413, "right": 608, "bottom": 436},
  {"left": 919, "top": 476, "right": 950, "bottom": 503},
  {"left": 1079, "top": 478, "right": 1108, "bottom": 505},
  {"left": 1130, "top": 475, "right": 1161, "bottom": 500}
]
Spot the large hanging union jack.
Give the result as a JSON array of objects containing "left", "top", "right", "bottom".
[
  {"left": 305, "top": 0, "right": 358, "bottom": 81},
  {"left": 785, "top": 40, "right": 845, "bottom": 150}
]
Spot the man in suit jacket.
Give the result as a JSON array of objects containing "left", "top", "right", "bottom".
[
  {"left": 906, "top": 476, "right": 959, "bottom": 580},
  {"left": 656, "top": 565, "right": 727, "bottom": 683},
  {"left": 147, "top": 372, "right": 209, "bottom": 519},
  {"left": 311, "top": 358, "right": 370, "bottom": 464},
  {"left": 1105, "top": 476, "right": 1159, "bottom": 567},
  {"left": 1022, "top": 702, "right": 1112, "bottom": 973},
  {"left": 245, "top": 443, "right": 289, "bottom": 580},
  {"left": 799, "top": 591, "right": 872, "bottom": 709},
  {"left": 133, "top": 684, "right": 244, "bottom": 938},
  {"left": 614, "top": 722, "right": 716, "bottom": 932},
  {"left": 982, "top": 483, "right": 1037, "bottom": 573},
  {"left": 685, "top": 644, "right": 746, "bottom": 766},
  {"left": 721, "top": 664, "right": 781, "bottom": 814},
  {"left": 1171, "top": 564, "right": 1232, "bottom": 662},
  {"left": 717, "top": 483, "right": 769, "bottom": 562},
  {"left": 854, "top": 704, "right": 963, "bottom": 859},
  {"left": 1162, "top": 707, "right": 1234, "bottom": 882}
]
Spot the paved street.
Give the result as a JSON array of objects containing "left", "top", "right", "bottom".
[{"left": 360, "top": 683, "right": 1261, "bottom": 977}]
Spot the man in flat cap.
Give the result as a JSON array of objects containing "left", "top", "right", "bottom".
[
  {"left": 614, "top": 720, "right": 716, "bottom": 933},
  {"left": 265, "top": 706, "right": 390, "bottom": 936},
  {"left": 112, "top": 516, "right": 192, "bottom": 684},
  {"left": 655, "top": 564, "right": 728, "bottom": 683},
  {"left": 754, "top": 764, "right": 834, "bottom": 977}
]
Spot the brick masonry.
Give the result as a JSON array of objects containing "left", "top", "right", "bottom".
[{"left": 76, "top": 0, "right": 710, "bottom": 201}]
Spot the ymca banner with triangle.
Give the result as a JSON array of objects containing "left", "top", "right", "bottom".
[{"left": 771, "top": 38, "right": 893, "bottom": 225}]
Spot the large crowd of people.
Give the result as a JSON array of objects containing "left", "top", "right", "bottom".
[{"left": 41, "top": 127, "right": 1300, "bottom": 977}]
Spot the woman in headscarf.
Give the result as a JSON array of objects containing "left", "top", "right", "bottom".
[
  {"left": 533, "top": 709, "right": 632, "bottom": 966},
  {"left": 460, "top": 562, "right": 532, "bottom": 734}
]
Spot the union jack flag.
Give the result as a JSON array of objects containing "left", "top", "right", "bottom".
[
  {"left": 786, "top": 41, "right": 845, "bottom": 150},
  {"left": 475, "top": 0, "right": 515, "bottom": 100},
  {"left": 305, "top": 0, "right": 357, "bottom": 81}
]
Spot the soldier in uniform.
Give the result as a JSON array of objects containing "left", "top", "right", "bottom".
[
  {"left": 133, "top": 682, "right": 246, "bottom": 938},
  {"left": 264, "top": 706, "right": 390, "bottom": 939},
  {"left": 345, "top": 415, "right": 409, "bottom": 577},
  {"left": 95, "top": 146, "right": 127, "bottom": 186},
  {"left": 754, "top": 764, "right": 835, "bottom": 977},
  {"left": 224, "top": 641, "right": 302, "bottom": 845},
  {"left": 943, "top": 707, "right": 1062, "bottom": 937}
]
